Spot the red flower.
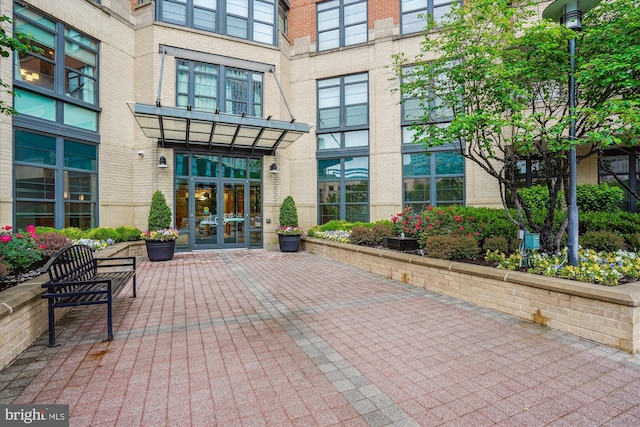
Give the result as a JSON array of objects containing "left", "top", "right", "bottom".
[
  {"left": 2, "top": 225, "right": 12, "bottom": 231},
  {"left": 16, "top": 233, "right": 24, "bottom": 239},
  {"left": 1, "top": 235, "right": 11, "bottom": 243},
  {"left": 40, "top": 245, "right": 47, "bottom": 249}
]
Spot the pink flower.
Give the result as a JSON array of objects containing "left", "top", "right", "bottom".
[
  {"left": 459, "top": 226, "right": 464, "bottom": 231},
  {"left": 0, "top": 235, "right": 11, "bottom": 243},
  {"left": 16, "top": 233, "right": 24, "bottom": 239}
]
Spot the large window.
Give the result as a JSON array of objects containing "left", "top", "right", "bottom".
[
  {"left": 12, "top": 4, "right": 99, "bottom": 230},
  {"left": 402, "top": 151, "right": 464, "bottom": 211},
  {"left": 13, "top": 3, "right": 99, "bottom": 131},
  {"left": 318, "top": 157, "right": 369, "bottom": 224},
  {"left": 158, "top": 0, "right": 277, "bottom": 45},
  {"left": 317, "top": 0, "right": 367, "bottom": 52},
  {"left": 176, "top": 60, "right": 263, "bottom": 117},
  {"left": 401, "top": 0, "right": 456, "bottom": 34},
  {"left": 317, "top": 73, "right": 369, "bottom": 224},
  {"left": 401, "top": 66, "right": 463, "bottom": 208},
  {"left": 14, "top": 130, "right": 97, "bottom": 229}
]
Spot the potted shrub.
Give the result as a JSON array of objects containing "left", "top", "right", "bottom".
[
  {"left": 141, "top": 190, "right": 178, "bottom": 261},
  {"left": 276, "top": 196, "right": 303, "bottom": 252}
]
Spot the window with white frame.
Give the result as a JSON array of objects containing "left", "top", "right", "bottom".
[{"left": 317, "top": 0, "right": 367, "bottom": 52}]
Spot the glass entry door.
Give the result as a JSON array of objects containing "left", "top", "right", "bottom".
[
  {"left": 194, "top": 182, "right": 217, "bottom": 246},
  {"left": 174, "top": 154, "right": 261, "bottom": 250},
  {"left": 222, "top": 183, "right": 246, "bottom": 245}
]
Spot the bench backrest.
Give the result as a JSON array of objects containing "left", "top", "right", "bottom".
[{"left": 42, "top": 245, "right": 97, "bottom": 284}]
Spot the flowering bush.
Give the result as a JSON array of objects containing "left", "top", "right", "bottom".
[
  {"left": 141, "top": 228, "right": 179, "bottom": 241},
  {"left": 0, "top": 225, "right": 44, "bottom": 274},
  {"left": 275, "top": 226, "right": 303, "bottom": 236},
  {"left": 391, "top": 206, "right": 482, "bottom": 246}
]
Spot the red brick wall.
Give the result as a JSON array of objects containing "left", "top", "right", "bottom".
[{"left": 288, "top": 0, "right": 400, "bottom": 45}]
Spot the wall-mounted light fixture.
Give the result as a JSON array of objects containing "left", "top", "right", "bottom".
[
  {"left": 157, "top": 156, "right": 168, "bottom": 168},
  {"left": 270, "top": 163, "right": 278, "bottom": 174}
]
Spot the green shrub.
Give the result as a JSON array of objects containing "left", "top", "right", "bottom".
[
  {"left": 319, "top": 220, "right": 351, "bottom": 231},
  {"left": 451, "top": 207, "right": 519, "bottom": 243},
  {"left": 35, "top": 232, "right": 73, "bottom": 259},
  {"left": 279, "top": 195, "right": 299, "bottom": 227},
  {"left": 35, "top": 226, "right": 59, "bottom": 235},
  {"left": 59, "top": 227, "right": 85, "bottom": 240},
  {"left": 148, "top": 190, "right": 172, "bottom": 230},
  {"left": 483, "top": 236, "right": 509, "bottom": 254},
  {"left": 576, "top": 183, "right": 624, "bottom": 212},
  {"left": 371, "top": 222, "right": 392, "bottom": 243},
  {"left": 307, "top": 225, "right": 321, "bottom": 237},
  {"left": 625, "top": 233, "right": 640, "bottom": 252},
  {"left": 425, "top": 235, "right": 480, "bottom": 260},
  {"left": 85, "top": 227, "right": 119, "bottom": 242},
  {"left": 349, "top": 226, "right": 376, "bottom": 246},
  {"left": 115, "top": 226, "right": 142, "bottom": 242},
  {"left": 518, "top": 185, "right": 564, "bottom": 211},
  {"left": 579, "top": 211, "right": 640, "bottom": 235},
  {"left": 579, "top": 230, "right": 626, "bottom": 252}
]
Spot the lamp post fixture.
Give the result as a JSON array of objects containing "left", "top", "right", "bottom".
[{"left": 543, "top": 0, "right": 601, "bottom": 266}]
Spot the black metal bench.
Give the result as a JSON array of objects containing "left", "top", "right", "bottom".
[{"left": 41, "top": 244, "right": 136, "bottom": 346}]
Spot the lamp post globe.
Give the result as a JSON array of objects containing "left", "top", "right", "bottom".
[{"left": 542, "top": 0, "right": 601, "bottom": 267}]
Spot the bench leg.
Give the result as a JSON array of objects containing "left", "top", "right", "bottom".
[
  {"left": 107, "top": 293, "right": 113, "bottom": 341},
  {"left": 47, "top": 302, "right": 57, "bottom": 347}
]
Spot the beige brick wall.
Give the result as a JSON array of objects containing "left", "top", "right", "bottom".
[{"left": 302, "top": 238, "right": 640, "bottom": 353}]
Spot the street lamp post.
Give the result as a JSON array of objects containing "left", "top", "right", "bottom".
[{"left": 543, "top": 0, "right": 601, "bottom": 266}]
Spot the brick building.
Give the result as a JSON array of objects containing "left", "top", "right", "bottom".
[{"left": 0, "top": 0, "right": 621, "bottom": 251}]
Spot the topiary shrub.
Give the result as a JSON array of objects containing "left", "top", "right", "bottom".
[
  {"left": 349, "top": 226, "right": 376, "bottom": 246},
  {"left": 85, "top": 227, "right": 119, "bottom": 242},
  {"left": 576, "top": 183, "right": 624, "bottom": 212},
  {"left": 35, "top": 232, "right": 73, "bottom": 259},
  {"left": 579, "top": 230, "right": 626, "bottom": 252},
  {"left": 425, "top": 235, "right": 480, "bottom": 260},
  {"left": 483, "top": 236, "right": 509, "bottom": 254},
  {"left": 278, "top": 195, "right": 299, "bottom": 227},
  {"left": 115, "top": 226, "right": 143, "bottom": 242},
  {"left": 148, "top": 190, "right": 172, "bottom": 230}
]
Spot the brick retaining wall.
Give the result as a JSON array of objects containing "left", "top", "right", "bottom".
[{"left": 302, "top": 237, "right": 640, "bottom": 353}]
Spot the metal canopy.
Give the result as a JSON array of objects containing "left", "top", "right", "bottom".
[{"left": 129, "top": 103, "right": 310, "bottom": 155}]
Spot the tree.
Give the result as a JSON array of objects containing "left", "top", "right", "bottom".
[
  {"left": 392, "top": 0, "right": 640, "bottom": 252},
  {"left": 0, "top": 15, "right": 42, "bottom": 116}
]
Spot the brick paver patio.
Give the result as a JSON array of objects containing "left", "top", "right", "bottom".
[{"left": 1, "top": 250, "right": 640, "bottom": 426}]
